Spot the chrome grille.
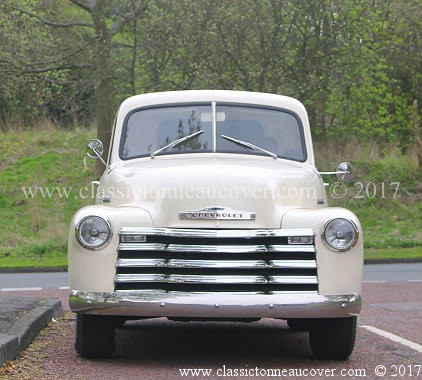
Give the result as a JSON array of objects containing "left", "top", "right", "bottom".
[{"left": 115, "top": 228, "right": 317, "bottom": 293}]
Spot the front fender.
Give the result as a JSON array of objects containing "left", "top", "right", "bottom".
[
  {"left": 68, "top": 206, "right": 153, "bottom": 292},
  {"left": 282, "top": 208, "right": 363, "bottom": 296}
]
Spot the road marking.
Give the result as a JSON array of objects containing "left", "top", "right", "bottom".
[
  {"left": 1, "top": 287, "right": 43, "bottom": 291},
  {"left": 0, "top": 286, "right": 69, "bottom": 291},
  {"left": 361, "top": 325, "right": 422, "bottom": 353},
  {"left": 364, "top": 280, "right": 422, "bottom": 283}
]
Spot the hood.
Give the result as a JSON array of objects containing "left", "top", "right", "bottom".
[{"left": 99, "top": 154, "right": 326, "bottom": 228}]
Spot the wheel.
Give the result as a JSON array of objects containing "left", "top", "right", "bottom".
[
  {"left": 309, "top": 317, "right": 357, "bottom": 360},
  {"left": 75, "top": 314, "right": 116, "bottom": 358},
  {"left": 287, "top": 318, "right": 310, "bottom": 331}
]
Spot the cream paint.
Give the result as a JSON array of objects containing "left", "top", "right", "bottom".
[
  {"left": 98, "top": 154, "right": 326, "bottom": 229},
  {"left": 69, "top": 90, "right": 363, "bottom": 315}
]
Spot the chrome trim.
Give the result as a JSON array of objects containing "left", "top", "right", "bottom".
[
  {"left": 70, "top": 291, "right": 362, "bottom": 318},
  {"left": 116, "top": 227, "right": 318, "bottom": 292},
  {"left": 268, "top": 245, "right": 315, "bottom": 252},
  {"left": 212, "top": 101, "right": 216, "bottom": 152},
  {"left": 119, "top": 227, "right": 315, "bottom": 239},
  {"left": 168, "top": 275, "right": 267, "bottom": 284},
  {"left": 117, "top": 258, "right": 269, "bottom": 269},
  {"left": 269, "top": 260, "right": 317, "bottom": 269},
  {"left": 166, "top": 244, "right": 267, "bottom": 253},
  {"left": 116, "top": 274, "right": 165, "bottom": 283},
  {"left": 270, "top": 275, "right": 318, "bottom": 284},
  {"left": 115, "top": 274, "right": 268, "bottom": 284},
  {"left": 116, "top": 258, "right": 316, "bottom": 270},
  {"left": 321, "top": 218, "right": 359, "bottom": 252},
  {"left": 179, "top": 206, "right": 256, "bottom": 221},
  {"left": 118, "top": 243, "right": 166, "bottom": 251},
  {"left": 287, "top": 236, "right": 314, "bottom": 244},
  {"left": 117, "top": 258, "right": 167, "bottom": 267},
  {"left": 118, "top": 243, "right": 315, "bottom": 254},
  {"left": 75, "top": 215, "right": 113, "bottom": 250},
  {"left": 167, "top": 259, "right": 267, "bottom": 269}
]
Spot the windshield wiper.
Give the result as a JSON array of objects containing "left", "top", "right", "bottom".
[
  {"left": 221, "top": 134, "right": 277, "bottom": 159},
  {"left": 150, "top": 130, "right": 204, "bottom": 159}
]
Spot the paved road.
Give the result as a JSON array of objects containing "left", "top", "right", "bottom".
[
  {"left": 363, "top": 262, "right": 422, "bottom": 283},
  {"left": 1, "top": 282, "right": 421, "bottom": 380},
  {"left": 1, "top": 263, "right": 421, "bottom": 291},
  {"left": 1, "top": 264, "right": 421, "bottom": 379},
  {"left": 0, "top": 272, "right": 69, "bottom": 291}
]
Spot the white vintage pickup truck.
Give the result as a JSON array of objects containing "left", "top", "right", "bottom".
[{"left": 68, "top": 90, "right": 363, "bottom": 360}]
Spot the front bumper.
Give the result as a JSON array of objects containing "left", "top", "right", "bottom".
[{"left": 69, "top": 290, "right": 361, "bottom": 319}]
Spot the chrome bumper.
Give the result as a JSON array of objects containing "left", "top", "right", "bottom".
[{"left": 69, "top": 291, "right": 361, "bottom": 319}]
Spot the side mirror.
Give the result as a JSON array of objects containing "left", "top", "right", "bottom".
[
  {"left": 86, "top": 139, "right": 104, "bottom": 159},
  {"left": 336, "top": 162, "right": 354, "bottom": 181},
  {"left": 318, "top": 162, "right": 354, "bottom": 181}
]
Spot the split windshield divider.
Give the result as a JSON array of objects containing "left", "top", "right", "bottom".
[{"left": 212, "top": 101, "right": 217, "bottom": 152}]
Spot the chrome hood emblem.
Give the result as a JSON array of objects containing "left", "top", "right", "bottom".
[{"left": 179, "top": 207, "right": 255, "bottom": 221}]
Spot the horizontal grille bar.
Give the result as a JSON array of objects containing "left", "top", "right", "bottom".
[
  {"left": 119, "top": 243, "right": 167, "bottom": 251},
  {"left": 168, "top": 244, "right": 267, "bottom": 253},
  {"left": 116, "top": 274, "right": 317, "bottom": 285},
  {"left": 116, "top": 274, "right": 268, "bottom": 284},
  {"left": 120, "top": 227, "right": 315, "bottom": 239},
  {"left": 117, "top": 258, "right": 317, "bottom": 270},
  {"left": 118, "top": 243, "right": 315, "bottom": 253}
]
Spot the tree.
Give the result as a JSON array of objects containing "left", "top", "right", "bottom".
[
  {"left": 0, "top": 1, "right": 93, "bottom": 128},
  {"left": 0, "top": 0, "right": 418, "bottom": 154},
  {"left": 0, "top": 0, "right": 146, "bottom": 174}
]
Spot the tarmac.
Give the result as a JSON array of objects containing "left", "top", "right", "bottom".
[
  {"left": 0, "top": 260, "right": 420, "bottom": 367},
  {"left": 0, "top": 294, "right": 63, "bottom": 366}
]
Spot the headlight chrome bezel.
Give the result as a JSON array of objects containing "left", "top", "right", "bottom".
[
  {"left": 75, "top": 215, "right": 113, "bottom": 250},
  {"left": 321, "top": 218, "right": 359, "bottom": 252}
]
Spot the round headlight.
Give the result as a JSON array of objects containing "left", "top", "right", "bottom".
[
  {"left": 322, "top": 218, "right": 358, "bottom": 251},
  {"left": 76, "top": 216, "right": 112, "bottom": 249}
]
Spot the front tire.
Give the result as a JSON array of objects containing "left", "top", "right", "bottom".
[
  {"left": 309, "top": 317, "right": 356, "bottom": 360},
  {"left": 75, "top": 314, "right": 116, "bottom": 358}
]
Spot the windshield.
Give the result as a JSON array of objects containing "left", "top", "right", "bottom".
[{"left": 120, "top": 104, "right": 306, "bottom": 161}]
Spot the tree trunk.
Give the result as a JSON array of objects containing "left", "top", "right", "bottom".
[
  {"left": 414, "top": 99, "right": 422, "bottom": 168},
  {"left": 92, "top": 0, "right": 114, "bottom": 176}
]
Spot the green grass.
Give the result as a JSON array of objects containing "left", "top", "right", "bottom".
[
  {"left": 326, "top": 155, "right": 422, "bottom": 250},
  {"left": 0, "top": 240, "right": 67, "bottom": 269},
  {"left": 0, "top": 126, "right": 95, "bottom": 268},
  {"left": 365, "top": 247, "right": 422, "bottom": 261},
  {"left": 0, "top": 127, "right": 421, "bottom": 268},
  {"left": 0, "top": 249, "right": 68, "bottom": 269}
]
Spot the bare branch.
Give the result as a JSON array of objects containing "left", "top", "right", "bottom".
[
  {"left": 69, "top": 0, "right": 95, "bottom": 12},
  {"left": 21, "top": 63, "right": 91, "bottom": 75},
  {"left": 109, "top": 2, "right": 148, "bottom": 36},
  {"left": 0, "top": 58, "right": 20, "bottom": 69},
  {"left": 0, "top": 62, "right": 90, "bottom": 76},
  {"left": 0, "top": 1, "right": 93, "bottom": 28}
]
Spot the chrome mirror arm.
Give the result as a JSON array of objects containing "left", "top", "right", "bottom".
[
  {"left": 86, "top": 139, "right": 110, "bottom": 170},
  {"left": 319, "top": 162, "right": 354, "bottom": 181}
]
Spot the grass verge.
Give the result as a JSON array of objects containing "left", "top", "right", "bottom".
[
  {"left": 0, "top": 127, "right": 421, "bottom": 268},
  {"left": 365, "top": 247, "right": 422, "bottom": 262},
  {"left": 0, "top": 253, "right": 67, "bottom": 269}
]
